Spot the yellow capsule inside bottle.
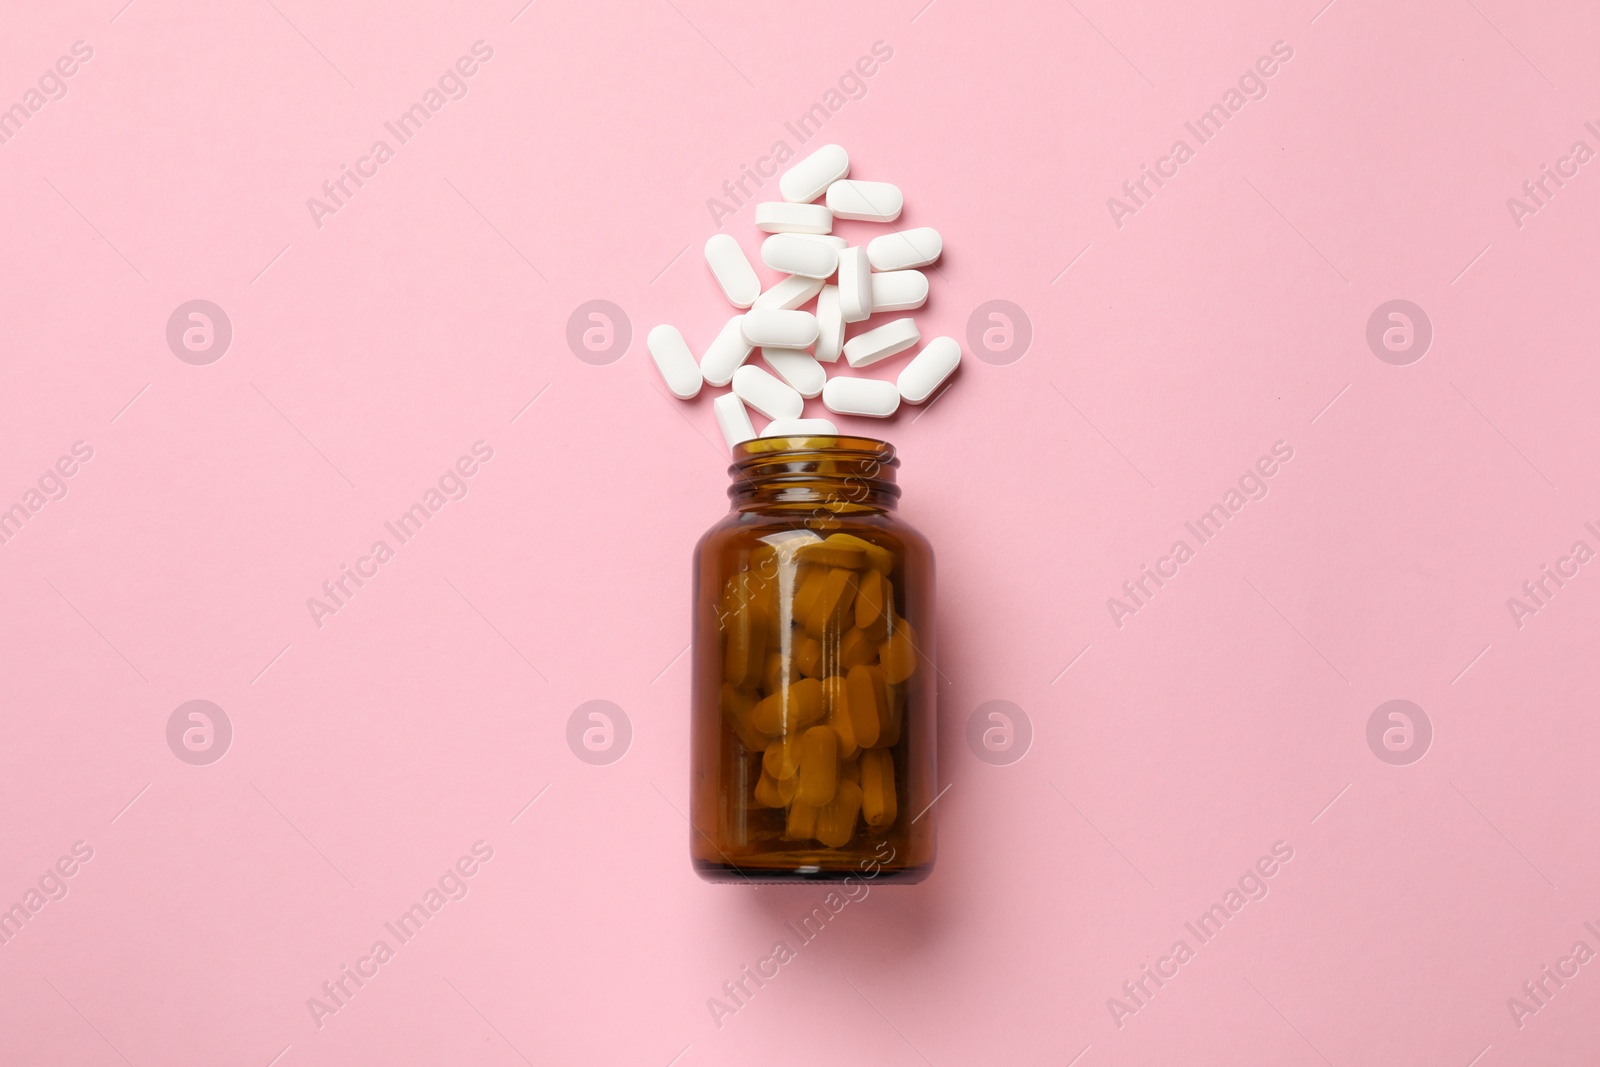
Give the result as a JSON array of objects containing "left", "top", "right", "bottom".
[{"left": 796, "top": 725, "right": 840, "bottom": 806}]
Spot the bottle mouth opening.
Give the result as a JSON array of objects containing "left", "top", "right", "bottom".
[
  {"left": 732, "top": 434, "right": 895, "bottom": 464},
  {"left": 728, "top": 435, "right": 900, "bottom": 509}
]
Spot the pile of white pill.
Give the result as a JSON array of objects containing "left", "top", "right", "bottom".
[{"left": 647, "top": 145, "right": 961, "bottom": 452}]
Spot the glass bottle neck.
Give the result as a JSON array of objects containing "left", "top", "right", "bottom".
[{"left": 727, "top": 436, "right": 900, "bottom": 514}]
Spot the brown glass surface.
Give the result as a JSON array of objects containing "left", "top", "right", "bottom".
[{"left": 689, "top": 437, "right": 936, "bottom": 883}]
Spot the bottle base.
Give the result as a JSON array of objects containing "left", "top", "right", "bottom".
[{"left": 693, "top": 858, "right": 932, "bottom": 884}]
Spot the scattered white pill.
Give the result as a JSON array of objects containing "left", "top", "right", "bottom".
[
  {"left": 814, "top": 285, "right": 844, "bottom": 363},
  {"left": 797, "top": 234, "right": 848, "bottom": 249},
  {"left": 755, "top": 202, "right": 833, "bottom": 234},
  {"left": 867, "top": 227, "right": 942, "bottom": 271},
  {"left": 704, "top": 234, "right": 760, "bottom": 308},
  {"left": 837, "top": 247, "right": 872, "bottom": 323},
  {"left": 761, "top": 234, "right": 838, "bottom": 279},
  {"left": 714, "top": 391, "right": 757, "bottom": 451},
  {"left": 825, "top": 180, "right": 903, "bottom": 222},
  {"left": 762, "top": 417, "right": 839, "bottom": 437},
  {"left": 870, "top": 270, "right": 929, "bottom": 312},
  {"left": 647, "top": 324, "right": 702, "bottom": 399},
  {"left": 667, "top": 147, "right": 959, "bottom": 429},
  {"left": 780, "top": 144, "right": 850, "bottom": 203},
  {"left": 823, "top": 376, "right": 901, "bottom": 418},
  {"left": 843, "top": 317, "right": 921, "bottom": 368},
  {"left": 753, "top": 275, "right": 825, "bottom": 310},
  {"left": 741, "top": 309, "right": 819, "bottom": 349},
  {"left": 732, "top": 364, "right": 804, "bottom": 420},
  {"left": 700, "top": 315, "right": 753, "bottom": 387},
  {"left": 761, "top": 348, "right": 826, "bottom": 398},
  {"left": 897, "top": 336, "right": 961, "bottom": 403}
]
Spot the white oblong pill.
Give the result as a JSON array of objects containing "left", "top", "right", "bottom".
[
  {"left": 753, "top": 274, "right": 825, "bottom": 310},
  {"left": 843, "top": 317, "right": 920, "bottom": 368},
  {"left": 714, "top": 391, "right": 757, "bottom": 451},
  {"left": 700, "top": 315, "right": 753, "bottom": 387},
  {"left": 870, "top": 270, "right": 929, "bottom": 312},
  {"left": 867, "top": 227, "right": 943, "bottom": 271},
  {"left": 814, "top": 285, "right": 844, "bottom": 363},
  {"left": 732, "top": 364, "right": 803, "bottom": 420},
  {"left": 741, "top": 308, "right": 819, "bottom": 349},
  {"left": 897, "top": 336, "right": 961, "bottom": 404},
  {"left": 703, "top": 234, "right": 760, "bottom": 308},
  {"left": 761, "top": 417, "right": 838, "bottom": 437},
  {"left": 825, "top": 180, "right": 903, "bottom": 222},
  {"left": 761, "top": 234, "right": 839, "bottom": 279},
  {"left": 761, "top": 348, "right": 825, "bottom": 399},
  {"left": 780, "top": 144, "right": 849, "bottom": 203},
  {"left": 755, "top": 202, "right": 833, "bottom": 234},
  {"left": 837, "top": 247, "right": 872, "bottom": 323},
  {"left": 797, "top": 234, "right": 847, "bottom": 249},
  {"left": 647, "top": 324, "right": 702, "bottom": 399},
  {"left": 823, "top": 376, "right": 901, "bottom": 418}
]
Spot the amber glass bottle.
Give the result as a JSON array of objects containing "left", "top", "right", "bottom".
[{"left": 690, "top": 435, "right": 936, "bottom": 883}]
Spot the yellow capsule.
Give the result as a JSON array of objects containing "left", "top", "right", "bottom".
[
  {"left": 750, "top": 677, "right": 827, "bottom": 737},
  {"left": 763, "top": 651, "right": 795, "bottom": 695},
  {"left": 880, "top": 625, "right": 917, "bottom": 684},
  {"left": 838, "top": 627, "right": 877, "bottom": 670},
  {"left": 763, "top": 734, "right": 804, "bottom": 780},
  {"left": 722, "top": 565, "right": 778, "bottom": 624},
  {"left": 719, "top": 681, "right": 756, "bottom": 720},
  {"left": 785, "top": 797, "right": 820, "bottom": 840},
  {"left": 854, "top": 570, "right": 894, "bottom": 642},
  {"left": 747, "top": 542, "right": 777, "bottom": 578},
  {"left": 824, "top": 532, "right": 894, "bottom": 574},
  {"left": 750, "top": 690, "right": 783, "bottom": 736},
  {"left": 860, "top": 749, "right": 897, "bottom": 829},
  {"left": 844, "top": 664, "right": 887, "bottom": 748},
  {"left": 750, "top": 550, "right": 793, "bottom": 644},
  {"left": 823, "top": 675, "right": 859, "bottom": 758},
  {"left": 759, "top": 530, "right": 824, "bottom": 562},
  {"left": 720, "top": 683, "right": 769, "bottom": 752},
  {"left": 815, "top": 779, "right": 863, "bottom": 848},
  {"left": 715, "top": 576, "right": 743, "bottom": 628},
  {"left": 876, "top": 682, "right": 903, "bottom": 748},
  {"left": 795, "top": 678, "right": 829, "bottom": 729},
  {"left": 723, "top": 601, "right": 769, "bottom": 689},
  {"left": 753, "top": 768, "right": 795, "bottom": 808},
  {"left": 803, "top": 568, "right": 858, "bottom": 640},
  {"left": 794, "top": 635, "right": 825, "bottom": 679},
  {"left": 796, "top": 725, "right": 839, "bottom": 806},
  {"left": 795, "top": 541, "right": 868, "bottom": 570},
  {"left": 791, "top": 566, "right": 826, "bottom": 628},
  {"left": 764, "top": 597, "right": 787, "bottom": 648}
]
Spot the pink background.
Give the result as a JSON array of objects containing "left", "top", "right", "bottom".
[{"left": 3, "top": 0, "right": 1598, "bottom": 1063}]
